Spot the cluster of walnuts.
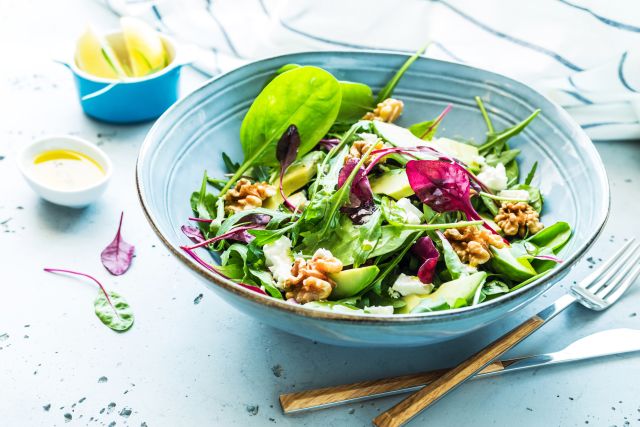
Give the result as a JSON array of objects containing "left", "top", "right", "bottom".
[
  {"left": 363, "top": 98, "right": 404, "bottom": 123},
  {"left": 443, "top": 201, "right": 544, "bottom": 267},
  {"left": 283, "top": 249, "right": 343, "bottom": 303},
  {"left": 223, "top": 178, "right": 275, "bottom": 213}
]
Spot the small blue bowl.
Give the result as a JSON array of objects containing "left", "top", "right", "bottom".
[{"left": 63, "top": 32, "right": 185, "bottom": 124}]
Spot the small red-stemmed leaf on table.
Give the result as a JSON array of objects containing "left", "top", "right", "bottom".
[
  {"left": 101, "top": 212, "right": 135, "bottom": 276},
  {"left": 411, "top": 237, "right": 440, "bottom": 284},
  {"left": 43, "top": 268, "right": 134, "bottom": 332},
  {"left": 276, "top": 125, "right": 302, "bottom": 212}
]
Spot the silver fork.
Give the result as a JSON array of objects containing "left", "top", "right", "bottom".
[{"left": 374, "top": 238, "right": 640, "bottom": 427}]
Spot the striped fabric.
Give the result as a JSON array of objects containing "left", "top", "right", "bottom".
[{"left": 102, "top": 0, "right": 640, "bottom": 140}]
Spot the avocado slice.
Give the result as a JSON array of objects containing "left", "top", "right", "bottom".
[
  {"left": 490, "top": 246, "right": 537, "bottom": 281},
  {"left": 372, "top": 121, "right": 480, "bottom": 165},
  {"left": 264, "top": 151, "right": 324, "bottom": 209},
  {"left": 329, "top": 265, "right": 380, "bottom": 298},
  {"left": 370, "top": 169, "right": 414, "bottom": 200},
  {"left": 397, "top": 272, "right": 487, "bottom": 313}
]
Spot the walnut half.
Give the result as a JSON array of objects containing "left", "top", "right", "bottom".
[
  {"left": 284, "top": 249, "right": 343, "bottom": 303},
  {"left": 223, "top": 178, "right": 276, "bottom": 214},
  {"left": 444, "top": 226, "right": 506, "bottom": 267},
  {"left": 494, "top": 202, "right": 544, "bottom": 238},
  {"left": 363, "top": 98, "right": 404, "bottom": 123},
  {"left": 345, "top": 138, "right": 385, "bottom": 166}
]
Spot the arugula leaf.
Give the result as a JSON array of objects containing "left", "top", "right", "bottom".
[
  {"left": 484, "top": 149, "right": 521, "bottom": 167},
  {"left": 473, "top": 279, "right": 510, "bottom": 304},
  {"left": 222, "top": 152, "right": 239, "bottom": 173},
  {"left": 376, "top": 45, "right": 427, "bottom": 104},
  {"left": 353, "top": 210, "right": 383, "bottom": 267},
  {"left": 524, "top": 161, "right": 538, "bottom": 185},
  {"left": 190, "top": 172, "right": 217, "bottom": 222},
  {"left": 479, "top": 110, "right": 541, "bottom": 154}
]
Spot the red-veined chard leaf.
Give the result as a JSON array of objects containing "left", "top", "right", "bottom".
[
  {"left": 101, "top": 212, "right": 135, "bottom": 276},
  {"left": 276, "top": 125, "right": 301, "bottom": 212},
  {"left": 44, "top": 268, "right": 134, "bottom": 332},
  {"left": 337, "top": 157, "right": 376, "bottom": 224},
  {"left": 406, "top": 160, "right": 500, "bottom": 235},
  {"left": 181, "top": 225, "right": 205, "bottom": 244},
  {"left": 411, "top": 236, "right": 440, "bottom": 284}
]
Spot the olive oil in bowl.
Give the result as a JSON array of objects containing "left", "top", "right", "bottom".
[{"left": 32, "top": 149, "right": 105, "bottom": 191}]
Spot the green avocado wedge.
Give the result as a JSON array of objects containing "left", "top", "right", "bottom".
[
  {"left": 398, "top": 272, "right": 488, "bottom": 314},
  {"left": 264, "top": 151, "right": 324, "bottom": 209},
  {"left": 329, "top": 265, "right": 380, "bottom": 299},
  {"left": 370, "top": 169, "right": 414, "bottom": 200}
]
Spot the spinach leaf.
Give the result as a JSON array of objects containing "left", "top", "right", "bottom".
[
  {"left": 380, "top": 197, "right": 407, "bottom": 225},
  {"left": 436, "top": 231, "right": 476, "bottom": 279},
  {"left": 376, "top": 45, "right": 426, "bottom": 103},
  {"left": 227, "top": 66, "right": 341, "bottom": 193},
  {"left": 407, "top": 105, "right": 452, "bottom": 140},
  {"left": 527, "top": 221, "right": 571, "bottom": 252},
  {"left": 338, "top": 81, "right": 375, "bottom": 122},
  {"left": 94, "top": 291, "right": 134, "bottom": 332}
]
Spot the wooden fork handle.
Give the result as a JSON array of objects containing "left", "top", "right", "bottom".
[{"left": 373, "top": 315, "right": 546, "bottom": 427}]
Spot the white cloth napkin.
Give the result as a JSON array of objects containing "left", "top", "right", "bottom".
[{"left": 101, "top": 0, "right": 640, "bottom": 140}]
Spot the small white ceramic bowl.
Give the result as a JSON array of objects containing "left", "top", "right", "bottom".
[{"left": 18, "top": 135, "right": 112, "bottom": 207}]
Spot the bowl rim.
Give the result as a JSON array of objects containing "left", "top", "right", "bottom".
[
  {"left": 18, "top": 134, "right": 113, "bottom": 193},
  {"left": 136, "top": 50, "right": 610, "bottom": 324}
]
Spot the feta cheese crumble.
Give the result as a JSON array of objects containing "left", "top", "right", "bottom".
[
  {"left": 390, "top": 273, "right": 434, "bottom": 297},
  {"left": 396, "top": 198, "right": 423, "bottom": 224},
  {"left": 477, "top": 163, "right": 508, "bottom": 191},
  {"left": 497, "top": 189, "right": 530, "bottom": 201},
  {"left": 263, "top": 236, "right": 293, "bottom": 289}
]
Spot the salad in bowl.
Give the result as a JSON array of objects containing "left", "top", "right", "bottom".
[{"left": 179, "top": 52, "right": 571, "bottom": 317}]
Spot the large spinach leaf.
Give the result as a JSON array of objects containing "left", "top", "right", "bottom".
[{"left": 238, "top": 66, "right": 342, "bottom": 169}]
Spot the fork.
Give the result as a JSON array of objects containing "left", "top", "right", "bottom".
[{"left": 373, "top": 238, "right": 640, "bottom": 427}]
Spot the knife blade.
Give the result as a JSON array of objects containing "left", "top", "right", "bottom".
[{"left": 280, "top": 328, "right": 640, "bottom": 414}]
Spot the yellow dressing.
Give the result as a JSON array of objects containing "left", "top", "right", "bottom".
[{"left": 32, "top": 149, "right": 105, "bottom": 191}]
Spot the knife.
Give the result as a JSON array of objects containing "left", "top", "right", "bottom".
[{"left": 280, "top": 328, "right": 640, "bottom": 414}]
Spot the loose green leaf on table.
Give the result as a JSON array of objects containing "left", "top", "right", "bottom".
[
  {"left": 94, "top": 291, "right": 134, "bottom": 332},
  {"left": 44, "top": 268, "right": 134, "bottom": 332}
]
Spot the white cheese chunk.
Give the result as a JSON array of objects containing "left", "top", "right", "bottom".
[
  {"left": 391, "top": 273, "right": 434, "bottom": 297},
  {"left": 477, "top": 163, "right": 508, "bottom": 191},
  {"left": 263, "top": 236, "right": 293, "bottom": 289},
  {"left": 396, "top": 198, "right": 423, "bottom": 224}
]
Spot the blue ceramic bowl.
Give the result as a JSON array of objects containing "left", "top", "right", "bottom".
[
  {"left": 136, "top": 52, "right": 609, "bottom": 347},
  {"left": 66, "top": 32, "right": 183, "bottom": 124}
]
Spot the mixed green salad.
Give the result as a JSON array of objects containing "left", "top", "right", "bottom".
[{"left": 181, "top": 52, "right": 571, "bottom": 316}]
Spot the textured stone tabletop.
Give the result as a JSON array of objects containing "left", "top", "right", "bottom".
[{"left": 1, "top": 1, "right": 639, "bottom": 426}]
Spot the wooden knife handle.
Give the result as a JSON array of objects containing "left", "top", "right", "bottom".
[
  {"left": 373, "top": 315, "right": 545, "bottom": 427},
  {"left": 279, "top": 362, "right": 507, "bottom": 414}
]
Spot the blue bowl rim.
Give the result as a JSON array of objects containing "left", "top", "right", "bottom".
[{"left": 136, "top": 50, "right": 610, "bottom": 324}]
